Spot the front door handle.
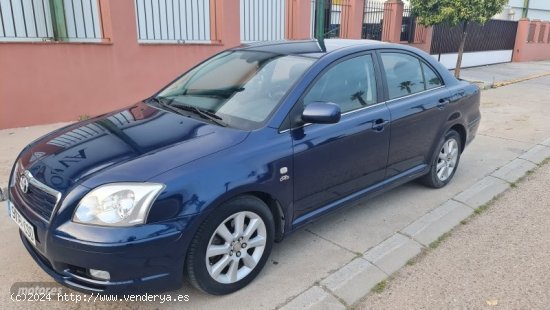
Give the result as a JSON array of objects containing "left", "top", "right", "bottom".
[{"left": 372, "top": 119, "right": 389, "bottom": 132}]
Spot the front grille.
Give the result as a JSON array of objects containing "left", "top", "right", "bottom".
[
  {"left": 13, "top": 168, "right": 59, "bottom": 221},
  {"left": 16, "top": 181, "right": 58, "bottom": 220}
]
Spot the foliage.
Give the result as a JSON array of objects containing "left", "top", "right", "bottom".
[{"left": 410, "top": 0, "right": 508, "bottom": 27}]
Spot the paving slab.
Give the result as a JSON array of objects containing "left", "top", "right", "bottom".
[
  {"left": 453, "top": 176, "right": 510, "bottom": 208},
  {"left": 401, "top": 200, "right": 474, "bottom": 247},
  {"left": 519, "top": 144, "right": 550, "bottom": 164},
  {"left": 364, "top": 233, "right": 423, "bottom": 275},
  {"left": 459, "top": 60, "right": 550, "bottom": 89},
  {"left": 491, "top": 158, "right": 538, "bottom": 183},
  {"left": 541, "top": 138, "right": 550, "bottom": 147},
  {"left": 320, "top": 258, "right": 387, "bottom": 306},
  {"left": 477, "top": 76, "right": 550, "bottom": 145},
  {"left": 280, "top": 286, "right": 345, "bottom": 310}
]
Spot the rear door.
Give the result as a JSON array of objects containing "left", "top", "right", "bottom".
[
  {"left": 290, "top": 53, "right": 391, "bottom": 222},
  {"left": 377, "top": 51, "right": 451, "bottom": 178}
]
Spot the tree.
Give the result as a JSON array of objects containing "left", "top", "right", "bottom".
[{"left": 410, "top": 0, "right": 508, "bottom": 78}]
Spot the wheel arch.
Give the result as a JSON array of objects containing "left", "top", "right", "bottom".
[
  {"left": 202, "top": 190, "right": 287, "bottom": 243},
  {"left": 240, "top": 191, "right": 286, "bottom": 243},
  {"left": 449, "top": 123, "right": 467, "bottom": 152}
]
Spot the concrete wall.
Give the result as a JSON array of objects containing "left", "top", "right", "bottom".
[
  {"left": 513, "top": 19, "right": 550, "bottom": 62},
  {"left": 1, "top": 0, "right": 549, "bottom": 129}
]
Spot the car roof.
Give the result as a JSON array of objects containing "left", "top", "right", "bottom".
[
  {"left": 237, "top": 39, "right": 391, "bottom": 57},
  {"left": 235, "top": 38, "right": 459, "bottom": 89}
]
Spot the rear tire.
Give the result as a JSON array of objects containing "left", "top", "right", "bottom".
[
  {"left": 420, "top": 130, "right": 462, "bottom": 188},
  {"left": 186, "top": 195, "right": 274, "bottom": 295}
]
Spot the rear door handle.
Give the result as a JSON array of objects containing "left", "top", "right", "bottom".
[
  {"left": 437, "top": 98, "right": 450, "bottom": 109},
  {"left": 372, "top": 119, "right": 389, "bottom": 131}
]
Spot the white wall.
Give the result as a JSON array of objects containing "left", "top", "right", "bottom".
[
  {"left": 432, "top": 50, "right": 514, "bottom": 69},
  {"left": 506, "top": 0, "right": 550, "bottom": 20}
]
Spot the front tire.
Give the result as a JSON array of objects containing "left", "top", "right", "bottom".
[
  {"left": 186, "top": 195, "right": 274, "bottom": 295},
  {"left": 421, "top": 130, "right": 462, "bottom": 188}
]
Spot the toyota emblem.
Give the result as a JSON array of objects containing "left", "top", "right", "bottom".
[{"left": 19, "top": 174, "right": 29, "bottom": 193}]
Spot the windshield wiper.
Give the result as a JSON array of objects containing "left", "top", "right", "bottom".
[
  {"left": 170, "top": 102, "right": 228, "bottom": 127},
  {"left": 148, "top": 96, "right": 228, "bottom": 127}
]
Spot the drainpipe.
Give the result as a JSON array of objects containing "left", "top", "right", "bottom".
[
  {"left": 49, "top": 0, "right": 68, "bottom": 41},
  {"left": 314, "top": 0, "right": 327, "bottom": 51},
  {"left": 522, "top": 0, "right": 530, "bottom": 19}
]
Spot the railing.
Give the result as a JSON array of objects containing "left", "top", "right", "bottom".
[
  {"left": 326, "top": 0, "right": 342, "bottom": 38},
  {"left": 310, "top": 0, "right": 349, "bottom": 39},
  {"left": 401, "top": 4, "right": 415, "bottom": 42},
  {"left": 0, "top": 0, "right": 102, "bottom": 42},
  {"left": 135, "top": 0, "right": 211, "bottom": 43},
  {"left": 240, "top": 0, "right": 285, "bottom": 42},
  {"left": 361, "top": 0, "right": 386, "bottom": 40}
]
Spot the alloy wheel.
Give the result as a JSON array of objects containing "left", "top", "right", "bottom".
[
  {"left": 436, "top": 138, "right": 459, "bottom": 181},
  {"left": 205, "top": 211, "right": 267, "bottom": 284}
]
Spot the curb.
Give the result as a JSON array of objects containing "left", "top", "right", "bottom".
[
  {"left": 280, "top": 138, "right": 550, "bottom": 309},
  {"left": 469, "top": 72, "right": 550, "bottom": 90}
]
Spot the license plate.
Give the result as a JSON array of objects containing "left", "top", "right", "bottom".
[{"left": 8, "top": 200, "right": 36, "bottom": 246}]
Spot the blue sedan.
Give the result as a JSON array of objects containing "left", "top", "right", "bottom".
[{"left": 7, "top": 39, "right": 480, "bottom": 295}]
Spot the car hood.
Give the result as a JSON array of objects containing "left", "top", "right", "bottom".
[{"left": 17, "top": 102, "right": 248, "bottom": 193}]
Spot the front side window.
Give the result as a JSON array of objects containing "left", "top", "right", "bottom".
[
  {"left": 381, "top": 52, "right": 441, "bottom": 100},
  {"left": 156, "top": 51, "right": 315, "bottom": 129},
  {"left": 303, "top": 54, "right": 378, "bottom": 113}
]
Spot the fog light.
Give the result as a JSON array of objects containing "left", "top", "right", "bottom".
[{"left": 89, "top": 269, "right": 110, "bottom": 281}]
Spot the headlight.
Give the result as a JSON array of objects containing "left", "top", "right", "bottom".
[{"left": 73, "top": 183, "right": 164, "bottom": 226}]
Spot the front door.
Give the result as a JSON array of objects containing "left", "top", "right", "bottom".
[{"left": 291, "top": 53, "right": 391, "bottom": 222}]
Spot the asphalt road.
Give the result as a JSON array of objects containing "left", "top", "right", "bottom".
[{"left": 361, "top": 160, "right": 550, "bottom": 310}]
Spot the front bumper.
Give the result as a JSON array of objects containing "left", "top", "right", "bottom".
[
  {"left": 9, "top": 184, "right": 196, "bottom": 295},
  {"left": 19, "top": 231, "right": 183, "bottom": 294}
]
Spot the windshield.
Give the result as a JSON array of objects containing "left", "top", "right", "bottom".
[{"left": 154, "top": 50, "right": 315, "bottom": 130}]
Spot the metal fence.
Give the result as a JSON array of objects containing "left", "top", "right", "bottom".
[
  {"left": 310, "top": 0, "right": 350, "bottom": 39},
  {"left": 240, "top": 0, "right": 285, "bottom": 42},
  {"left": 431, "top": 19, "right": 519, "bottom": 54},
  {"left": 0, "top": 0, "right": 102, "bottom": 41},
  {"left": 361, "top": 0, "right": 386, "bottom": 40},
  {"left": 135, "top": 0, "right": 210, "bottom": 43},
  {"left": 401, "top": 4, "right": 415, "bottom": 42}
]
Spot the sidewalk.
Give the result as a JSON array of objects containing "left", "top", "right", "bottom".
[
  {"left": 360, "top": 160, "right": 550, "bottom": 310},
  {"left": 459, "top": 60, "right": 550, "bottom": 89},
  {"left": 1, "top": 61, "right": 550, "bottom": 310}
]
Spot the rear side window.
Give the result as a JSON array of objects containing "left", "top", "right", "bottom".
[
  {"left": 381, "top": 52, "right": 442, "bottom": 100},
  {"left": 422, "top": 62, "right": 443, "bottom": 90},
  {"left": 303, "top": 54, "right": 378, "bottom": 113}
]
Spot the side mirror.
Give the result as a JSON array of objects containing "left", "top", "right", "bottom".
[{"left": 301, "top": 102, "right": 341, "bottom": 124}]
